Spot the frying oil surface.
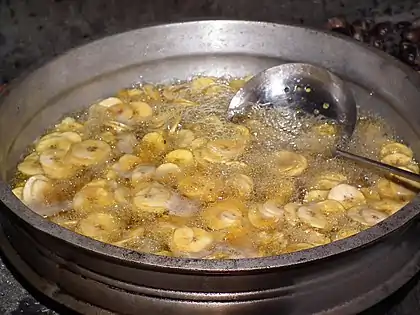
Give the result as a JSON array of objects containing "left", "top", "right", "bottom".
[{"left": 10, "top": 76, "right": 420, "bottom": 259}]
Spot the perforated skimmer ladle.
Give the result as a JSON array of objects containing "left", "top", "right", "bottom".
[{"left": 227, "top": 63, "right": 420, "bottom": 184}]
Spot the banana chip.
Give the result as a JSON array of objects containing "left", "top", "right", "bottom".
[
  {"left": 174, "top": 129, "right": 196, "bottom": 148},
  {"left": 347, "top": 206, "right": 388, "bottom": 226},
  {"left": 203, "top": 199, "right": 244, "bottom": 230},
  {"left": 376, "top": 178, "right": 416, "bottom": 201},
  {"left": 283, "top": 203, "right": 300, "bottom": 226},
  {"left": 380, "top": 142, "right": 413, "bottom": 159},
  {"left": 333, "top": 227, "right": 360, "bottom": 241},
  {"left": 273, "top": 151, "right": 308, "bottom": 177},
  {"left": 170, "top": 226, "right": 214, "bottom": 254},
  {"left": 73, "top": 180, "right": 116, "bottom": 214},
  {"left": 309, "top": 172, "right": 347, "bottom": 190},
  {"left": 297, "top": 205, "right": 329, "bottom": 230},
  {"left": 381, "top": 153, "right": 413, "bottom": 168},
  {"left": 226, "top": 174, "right": 254, "bottom": 199},
  {"left": 141, "top": 132, "right": 168, "bottom": 156},
  {"left": 248, "top": 199, "right": 284, "bottom": 229},
  {"left": 55, "top": 117, "right": 84, "bottom": 133},
  {"left": 99, "top": 97, "right": 123, "bottom": 108},
  {"left": 190, "top": 77, "right": 216, "bottom": 93},
  {"left": 130, "top": 101, "right": 153, "bottom": 121},
  {"left": 178, "top": 174, "right": 223, "bottom": 202},
  {"left": 205, "top": 139, "right": 246, "bottom": 161},
  {"left": 112, "top": 227, "right": 145, "bottom": 248},
  {"left": 327, "top": 184, "right": 366, "bottom": 209},
  {"left": 76, "top": 212, "right": 124, "bottom": 243},
  {"left": 68, "top": 140, "right": 111, "bottom": 166},
  {"left": 132, "top": 182, "right": 172, "bottom": 214},
  {"left": 368, "top": 199, "right": 408, "bottom": 215},
  {"left": 164, "top": 149, "right": 195, "bottom": 168},
  {"left": 17, "top": 152, "right": 44, "bottom": 176},
  {"left": 303, "top": 190, "right": 329, "bottom": 203},
  {"left": 35, "top": 132, "right": 81, "bottom": 153},
  {"left": 12, "top": 187, "right": 24, "bottom": 200},
  {"left": 106, "top": 103, "right": 134, "bottom": 124},
  {"left": 22, "top": 175, "right": 53, "bottom": 206},
  {"left": 39, "top": 149, "right": 77, "bottom": 179}
]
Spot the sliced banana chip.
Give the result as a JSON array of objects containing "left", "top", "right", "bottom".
[
  {"left": 226, "top": 174, "right": 254, "bottom": 199},
  {"left": 68, "top": 140, "right": 111, "bottom": 166},
  {"left": 76, "top": 212, "right": 123, "bottom": 242},
  {"left": 131, "top": 165, "right": 157, "bottom": 184},
  {"left": 55, "top": 117, "right": 84, "bottom": 133},
  {"left": 258, "top": 178, "right": 295, "bottom": 205},
  {"left": 142, "top": 84, "right": 161, "bottom": 101},
  {"left": 327, "top": 184, "right": 366, "bottom": 209},
  {"left": 248, "top": 200, "right": 284, "bottom": 229},
  {"left": 39, "top": 149, "right": 77, "bottom": 179},
  {"left": 104, "top": 120, "right": 133, "bottom": 133},
  {"left": 166, "top": 193, "right": 200, "bottom": 217},
  {"left": 190, "top": 77, "right": 216, "bottom": 93},
  {"left": 206, "top": 139, "right": 246, "bottom": 161},
  {"left": 297, "top": 205, "right": 329, "bottom": 230},
  {"left": 162, "top": 84, "right": 189, "bottom": 101},
  {"left": 130, "top": 101, "right": 153, "bottom": 121},
  {"left": 115, "top": 133, "right": 138, "bottom": 154},
  {"left": 106, "top": 103, "right": 134, "bottom": 124},
  {"left": 164, "top": 149, "right": 195, "bottom": 168},
  {"left": 368, "top": 199, "right": 408, "bottom": 215},
  {"left": 73, "top": 181, "right": 116, "bottom": 214},
  {"left": 98, "top": 97, "right": 123, "bottom": 108},
  {"left": 303, "top": 190, "right": 329, "bottom": 203},
  {"left": 257, "top": 231, "right": 288, "bottom": 256},
  {"left": 309, "top": 172, "right": 348, "bottom": 190},
  {"left": 283, "top": 202, "right": 300, "bottom": 226},
  {"left": 376, "top": 178, "right": 416, "bottom": 201},
  {"left": 112, "top": 154, "right": 141, "bottom": 178},
  {"left": 170, "top": 226, "right": 214, "bottom": 254},
  {"left": 380, "top": 142, "right": 413, "bottom": 159},
  {"left": 391, "top": 166, "right": 420, "bottom": 190},
  {"left": 114, "top": 186, "right": 132, "bottom": 205},
  {"left": 35, "top": 132, "right": 81, "bottom": 153},
  {"left": 273, "top": 151, "right": 308, "bottom": 177},
  {"left": 154, "top": 163, "right": 182, "bottom": 184},
  {"left": 174, "top": 129, "right": 196, "bottom": 148},
  {"left": 347, "top": 206, "right": 388, "bottom": 226},
  {"left": 172, "top": 99, "right": 199, "bottom": 107},
  {"left": 305, "top": 229, "right": 331, "bottom": 246},
  {"left": 381, "top": 153, "right": 413, "bottom": 168},
  {"left": 12, "top": 187, "right": 24, "bottom": 200},
  {"left": 141, "top": 132, "right": 168, "bottom": 155},
  {"left": 112, "top": 227, "right": 145, "bottom": 247},
  {"left": 22, "top": 175, "right": 52, "bottom": 205},
  {"left": 17, "top": 152, "right": 44, "bottom": 176},
  {"left": 203, "top": 200, "right": 244, "bottom": 230},
  {"left": 314, "top": 199, "right": 346, "bottom": 214},
  {"left": 360, "top": 187, "right": 381, "bottom": 201},
  {"left": 178, "top": 174, "right": 223, "bottom": 202},
  {"left": 333, "top": 227, "right": 360, "bottom": 241},
  {"left": 132, "top": 182, "right": 172, "bottom": 214},
  {"left": 312, "top": 123, "right": 337, "bottom": 136}
]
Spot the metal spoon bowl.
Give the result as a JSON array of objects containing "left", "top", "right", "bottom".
[{"left": 227, "top": 63, "right": 420, "bottom": 184}]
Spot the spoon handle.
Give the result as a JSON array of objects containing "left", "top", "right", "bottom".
[{"left": 335, "top": 148, "right": 420, "bottom": 184}]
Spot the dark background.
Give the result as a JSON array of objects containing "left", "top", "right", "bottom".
[{"left": 1, "top": 0, "right": 420, "bottom": 314}]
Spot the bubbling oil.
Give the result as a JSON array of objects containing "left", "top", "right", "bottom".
[{"left": 10, "top": 76, "right": 419, "bottom": 259}]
